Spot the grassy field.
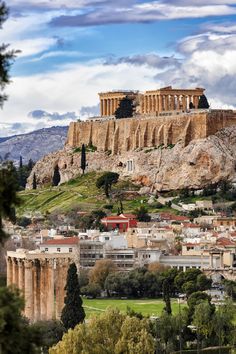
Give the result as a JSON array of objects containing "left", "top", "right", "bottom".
[
  {"left": 17, "top": 172, "right": 175, "bottom": 216},
  {"left": 83, "top": 298, "right": 184, "bottom": 318}
]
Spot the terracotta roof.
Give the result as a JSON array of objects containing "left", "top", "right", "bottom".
[
  {"left": 216, "top": 237, "right": 236, "bottom": 246},
  {"left": 41, "top": 237, "right": 79, "bottom": 246},
  {"left": 183, "top": 223, "right": 200, "bottom": 228},
  {"left": 160, "top": 213, "right": 190, "bottom": 222}
]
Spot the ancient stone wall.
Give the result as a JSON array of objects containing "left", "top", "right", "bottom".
[{"left": 67, "top": 110, "right": 236, "bottom": 154}]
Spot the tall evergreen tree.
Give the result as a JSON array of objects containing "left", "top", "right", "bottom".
[
  {"left": 162, "top": 278, "right": 172, "bottom": 315},
  {"left": 0, "top": 161, "right": 19, "bottom": 243},
  {"left": 52, "top": 165, "right": 60, "bottom": 186},
  {"left": 32, "top": 172, "right": 37, "bottom": 190},
  {"left": 27, "top": 159, "right": 34, "bottom": 170},
  {"left": 198, "top": 94, "right": 210, "bottom": 109},
  {"left": 115, "top": 96, "right": 134, "bottom": 119},
  {"left": 61, "top": 263, "right": 85, "bottom": 330},
  {"left": 189, "top": 101, "right": 195, "bottom": 109},
  {"left": 80, "top": 144, "right": 86, "bottom": 174},
  {"left": 0, "top": 1, "right": 18, "bottom": 106},
  {"left": 19, "top": 155, "right": 23, "bottom": 168}
]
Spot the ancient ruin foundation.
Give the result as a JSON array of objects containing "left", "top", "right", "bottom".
[{"left": 7, "top": 250, "right": 72, "bottom": 322}]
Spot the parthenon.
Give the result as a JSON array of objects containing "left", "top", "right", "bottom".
[
  {"left": 99, "top": 86, "right": 205, "bottom": 117},
  {"left": 7, "top": 250, "right": 72, "bottom": 322}
]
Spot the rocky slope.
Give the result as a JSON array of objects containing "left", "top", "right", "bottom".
[
  {"left": 0, "top": 126, "right": 68, "bottom": 164},
  {"left": 27, "top": 126, "right": 236, "bottom": 192}
]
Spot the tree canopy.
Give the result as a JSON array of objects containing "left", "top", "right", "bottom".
[
  {"left": 96, "top": 172, "right": 119, "bottom": 197},
  {"left": 115, "top": 96, "right": 135, "bottom": 119},
  {"left": 198, "top": 94, "right": 210, "bottom": 109},
  {"left": 61, "top": 263, "right": 85, "bottom": 330}
]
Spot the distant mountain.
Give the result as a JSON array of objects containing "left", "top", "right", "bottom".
[{"left": 0, "top": 126, "right": 68, "bottom": 164}]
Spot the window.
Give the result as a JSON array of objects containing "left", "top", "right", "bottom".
[
  {"left": 69, "top": 248, "right": 73, "bottom": 253},
  {"left": 45, "top": 248, "right": 48, "bottom": 252},
  {"left": 127, "top": 160, "right": 133, "bottom": 172},
  {"left": 57, "top": 248, "right": 61, "bottom": 252}
]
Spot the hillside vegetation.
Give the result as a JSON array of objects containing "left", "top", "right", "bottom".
[{"left": 17, "top": 172, "right": 154, "bottom": 216}]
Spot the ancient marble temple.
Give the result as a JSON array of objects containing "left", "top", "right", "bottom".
[
  {"left": 7, "top": 250, "right": 73, "bottom": 322},
  {"left": 99, "top": 86, "right": 205, "bottom": 116}
]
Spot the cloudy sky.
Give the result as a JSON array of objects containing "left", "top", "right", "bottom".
[{"left": 1, "top": 0, "right": 236, "bottom": 136}]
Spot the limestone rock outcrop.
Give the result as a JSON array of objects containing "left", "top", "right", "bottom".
[{"left": 27, "top": 126, "right": 236, "bottom": 192}]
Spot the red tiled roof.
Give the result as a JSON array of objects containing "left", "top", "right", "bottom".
[
  {"left": 183, "top": 223, "right": 200, "bottom": 228},
  {"left": 41, "top": 237, "right": 79, "bottom": 246},
  {"left": 160, "top": 213, "right": 190, "bottom": 222},
  {"left": 217, "top": 237, "right": 236, "bottom": 246}
]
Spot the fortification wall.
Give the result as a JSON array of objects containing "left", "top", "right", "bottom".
[{"left": 67, "top": 110, "right": 236, "bottom": 154}]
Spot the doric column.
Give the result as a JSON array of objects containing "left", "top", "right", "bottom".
[
  {"left": 24, "top": 260, "right": 33, "bottom": 320},
  {"left": 18, "top": 260, "right": 24, "bottom": 294},
  {"left": 46, "top": 259, "right": 54, "bottom": 320},
  {"left": 163, "top": 95, "right": 166, "bottom": 111},
  {"left": 159, "top": 95, "right": 163, "bottom": 112},
  {"left": 182, "top": 95, "right": 187, "bottom": 111},
  {"left": 144, "top": 96, "right": 147, "bottom": 113},
  {"left": 156, "top": 95, "right": 159, "bottom": 112},
  {"left": 6, "top": 257, "right": 13, "bottom": 286},
  {"left": 104, "top": 99, "right": 108, "bottom": 116},
  {"left": 40, "top": 260, "right": 47, "bottom": 321},
  {"left": 176, "top": 95, "right": 180, "bottom": 110},
  {"left": 170, "top": 95, "right": 175, "bottom": 110},
  {"left": 194, "top": 95, "right": 199, "bottom": 109}
]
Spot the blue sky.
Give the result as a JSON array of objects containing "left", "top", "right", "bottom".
[{"left": 1, "top": 0, "right": 236, "bottom": 136}]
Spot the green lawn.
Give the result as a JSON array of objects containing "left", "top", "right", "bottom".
[
  {"left": 17, "top": 172, "right": 175, "bottom": 216},
  {"left": 82, "top": 298, "right": 184, "bottom": 318}
]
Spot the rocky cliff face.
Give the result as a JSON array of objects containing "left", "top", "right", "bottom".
[
  {"left": 0, "top": 126, "right": 68, "bottom": 164},
  {"left": 27, "top": 126, "right": 236, "bottom": 192}
]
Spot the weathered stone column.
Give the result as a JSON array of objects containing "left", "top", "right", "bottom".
[
  {"left": 6, "top": 257, "right": 13, "bottom": 286},
  {"left": 176, "top": 95, "right": 180, "bottom": 110},
  {"left": 156, "top": 95, "right": 159, "bottom": 112},
  {"left": 33, "top": 260, "right": 41, "bottom": 322},
  {"left": 46, "top": 259, "right": 55, "bottom": 320},
  {"left": 24, "top": 260, "right": 33, "bottom": 320},
  {"left": 194, "top": 95, "right": 199, "bottom": 109},
  {"left": 104, "top": 99, "right": 107, "bottom": 116},
  {"left": 12, "top": 258, "right": 18, "bottom": 287},
  {"left": 170, "top": 95, "right": 175, "bottom": 110},
  {"left": 40, "top": 260, "right": 47, "bottom": 320},
  {"left": 18, "top": 260, "right": 25, "bottom": 294},
  {"left": 182, "top": 95, "right": 187, "bottom": 111},
  {"left": 158, "top": 95, "right": 163, "bottom": 112}
]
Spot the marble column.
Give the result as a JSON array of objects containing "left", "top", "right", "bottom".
[
  {"left": 33, "top": 260, "right": 41, "bottom": 322},
  {"left": 110, "top": 99, "right": 113, "bottom": 115},
  {"left": 46, "top": 259, "right": 55, "bottom": 320},
  {"left": 156, "top": 95, "right": 159, "bottom": 112},
  {"left": 102, "top": 99, "right": 106, "bottom": 116},
  {"left": 6, "top": 257, "right": 13, "bottom": 286},
  {"left": 176, "top": 95, "right": 180, "bottom": 110},
  {"left": 170, "top": 95, "right": 175, "bottom": 110},
  {"left": 24, "top": 260, "right": 33, "bottom": 320},
  {"left": 12, "top": 258, "right": 18, "bottom": 287},
  {"left": 18, "top": 260, "right": 24, "bottom": 294},
  {"left": 159, "top": 95, "right": 163, "bottom": 112},
  {"left": 40, "top": 260, "right": 47, "bottom": 321},
  {"left": 182, "top": 95, "right": 187, "bottom": 111},
  {"left": 194, "top": 95, "right": 199, "bottom": 109},
  {"left": 162, "top": 95, "right": 166, "bottom": 111}
]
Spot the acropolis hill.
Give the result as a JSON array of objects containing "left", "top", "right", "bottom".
[
  {"left": 67, "top": 87, "right": 236, "bottom": 153},
  {"left": 27, "top": 87, "right": 236, "bottom": 191}
]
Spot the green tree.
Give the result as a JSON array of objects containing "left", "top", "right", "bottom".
[
  {"left": 198, "top": 94, "right": 210, "bottom": 109},
  {"left": 80, "top": 143, "right": 86, "bottom": 174},
  {"left": 0, "top": 161, "right": 20, "bottom": 243},
  {"left": 134, "top": 206, "right": 151, "bottom": 222},
  {"left": 192, "top": 301, "right": 214, "bottom": 344},
  {"left": 115, "top": 96, "right": 135, "bottom": 119},
  {"left": 89, "top": 259, "right": 117, "bottom": 289},
  {"left": 61, "top": 263, "right": 85, "bottom": 330},
  {"left": 162, "top": 278, "right": 172, "bottom": 315},
  {"left": 52, "top": 165, "right": 60, "bottom": 186},
  {"left": 32, "top": 172, "right": 37, "bottom": 190},
  {"left": 0, "top": 286, "right": 41, "bottom": 353},
  {"left": 212, "top": 299, "right": 235, "bottom": 347},
  {"left": 81, "top": 283, "right": 101, "bottom": 298},
  {"left": 0, "top": 1, "right": 18, "bottom": 106},
  {"left": 96, "top": 172, "right": 119, "bottom": 198}
]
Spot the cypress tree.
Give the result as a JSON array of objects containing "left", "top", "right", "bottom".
[
  {"left": 115, "top": 96, "right": 134, "bottom": 119},
  {"left": 32, "top": 172, "right": 37, "bottom": 190},
  {"left": 52, "top": 165, "right": 60, "bottom": 186},
  {"left": 198, "top": 94, "right": 210, "bottom": 109},
  {"left": 19, "top": 155, "right": 23, "bottom": 168},
  {"left": 162, "top": 279, "right": 172, "bottom": 315},
  {"left": 81, "top": 144, "right": 86, "bottom": 174},
  {"left": 61, "top": 263, "right": 85, "bottom": 330},
  {"left": 189, "top": 101, "right": 195, "bottom": 109}
]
